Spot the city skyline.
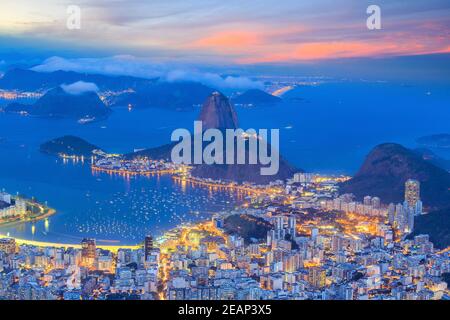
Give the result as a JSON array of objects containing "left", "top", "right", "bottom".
[{"left": 0, "top": 0, "right": 449, "bottom": 304}]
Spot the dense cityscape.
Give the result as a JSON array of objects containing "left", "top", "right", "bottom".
[
  {"left": 1, "top": 0, "right": 450, "bottom": 308},
  {"left": 1, "top": 173, "right": 448, "bottom": 300}
]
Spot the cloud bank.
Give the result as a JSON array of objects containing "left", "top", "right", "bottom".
[
  {"left": 32, "top": 56, "right": 263, "bottom": 90},
  {"left": 60, "top": 81, "right": 99, "bottom": 95}
]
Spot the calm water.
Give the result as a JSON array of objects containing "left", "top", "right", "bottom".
[{"left": 0, "top": 80, "right": 449, "bottom": 244}]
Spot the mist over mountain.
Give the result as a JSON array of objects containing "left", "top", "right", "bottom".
[
  {"left": 0, "top": 66, "right": 277, "bottom": 112},
  {"left": 0, "top": 68, "right": 155, "bottom": 92},
  {"left": 30, "top": 56, "right": 264, "bottom": 90}
]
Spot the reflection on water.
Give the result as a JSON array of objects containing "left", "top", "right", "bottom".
[{"left": 1, "top": 81, "right": 449, "bottom": 244}]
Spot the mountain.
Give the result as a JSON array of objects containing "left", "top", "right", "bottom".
[
  {"left": 190, "top": 158, "right": 297, "bottom": 184},
  {"left": 232, "top": 89, "right": 282, "bottom": 106},
  {"left": 339, "top": 143, "right": 450, "bottom": 209},
  {"left": 110, "top": 81, "right": 215, "bottom": 111},
  {"left": 127, "top": 92, "right": 298, "bottom": 184},
  {"left": 6, "top": 86, "right": 111, "bottom": 119},
  {"left": 40, "top": 135, "right": 103, "bottom": 157},
  {"left": 0, "top": 69, "right": 216, "bottom": 111},
  {"left": 198, "top": 91, "right": 239, "bottom": 130},
  {"left": 0, "top": 68, "right": 155, "bottom": 92}
]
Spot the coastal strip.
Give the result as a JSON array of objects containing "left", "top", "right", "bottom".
[
  {"left": 0, "top": 196, "right": 57, "bottom": 228},
  {"left": 91, "top": 165, "right": 180, "bottom": 176},
  {"left": 0, "top": 233, "right": 140, "bottom": 253}
]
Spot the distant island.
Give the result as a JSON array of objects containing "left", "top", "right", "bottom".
[
  {"left": 110, "top": 81, "right": 215, "bottom": 111},
  {"left": 416, "top": 133, "right": 450, "bottom": 148},
  {"left": 6, "top": 86, "right": 111, "bottom": 121},
  {"left": 40, "top": 135, "right": 103, "bottom": 158},
  {"left": 232, "top": 89, "right": 282, "bottom": 106}
]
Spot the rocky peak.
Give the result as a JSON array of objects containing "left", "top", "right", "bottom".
[{"left": 197, "top": 91, "right": 239, "bottom": 130}]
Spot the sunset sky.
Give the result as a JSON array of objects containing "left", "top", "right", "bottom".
[{"left": 0, "top": 0, "right": 449, "bottom": 63}]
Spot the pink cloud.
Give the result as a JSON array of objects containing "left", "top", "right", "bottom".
[{"left": 186, "top": 20, "right": 450, "bottom": 63}]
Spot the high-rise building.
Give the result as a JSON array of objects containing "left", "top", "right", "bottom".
[
  {"left": 0, "top": 238, "right": 16, "bottom": 254},
  {"left": 293, "top": 172, "right": 313, "bottom": 184},
  {"left": 394, "top": 203, "right": 406, "bottom": 232},
  {"left": 387, "top": 203, "right": 396, "bottom": 225},
  {"left": 311, "top": 228, "right": 319, "bottom": 241},
  {"left": 307, "top": 267, "right": 326, "bottom": 288},
  {"left": 287, "top": 216, "right": 296, "bottom": 237},
  {"left": 405, "top": 179, "right": 420, "bottom": 208},
  {"left": 363, "top": 196, "right": 372, "bottom": 206},
  {"left": 402, "top": 179, "right": 422, "bottom": 233},
  {"left": 0, "top": 192, "right": 11, "bottom": 204},
  {"left": 371, "top": 197, "right": 381, "bottom": 209},
  {"left": 144, "top": 235, "right": 154, "bottom": 260},
  {"left": 81, "top": 238, "right": 96, "bottom": 260},
  {"left": 331, "top": 234, "right": 344, "bottom": 253}
]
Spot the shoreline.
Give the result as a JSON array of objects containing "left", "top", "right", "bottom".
[
  {"left": 0, "top": 199, "right": 57, "bottom": 228},
  {"left": 172, "top": 175, "right": 282, "bottom": 195},
  {"left": 91, "top": 165, "right": 179, "bottom": 176},
  {"left": 0, "top": 233, "right": 141, "bottom": 253}
]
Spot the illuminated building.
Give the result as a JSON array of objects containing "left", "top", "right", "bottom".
[
  {"left": 144, "top": 235, "right": 154, "bottom": 260},
  {"left": 387, "top": 203, "right": 395, "bottom": 225},
  {"left": 371, "top": 197, "right": 381, "bottom": 209},
  {"left": 394, "top": 203, "right": 405, "bottom": 230},
  {"left": 267, "top": 214, "right": 297, "bottom": 246},
  {"left": 293, "top": 172, "right": 313, "bottom": 183},
  {"left": 307, "top": 267, "right": 326, "bottom": 288},
  {"left": 0, "top": 238, "right": 16, "bottom": 254},
  {"left": 405, "top": 179, "right": 420, "bottom": 208},
  {"left": 282, "top": 253, "right": 302, "bottom": 272},
  {"left": 0, "top": 193, "right": 26, "bottom": 219},
  {"left": 0, "top": 192, "right": 11, "bottom": 204},
  {"left": 98, "top": 254, "right": 113, "bottom": 272},
  {"left": 402, "top": 179, "right": 423, "bottom": 233},
  {"left": 331, "top": 234, "right": 344, "bottom": 253},
  {"left": 81, "top": 238, "right": 96, "bottom": 267}
]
